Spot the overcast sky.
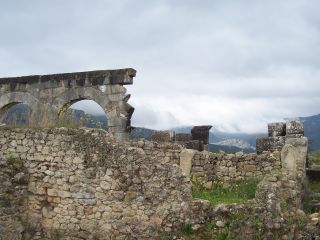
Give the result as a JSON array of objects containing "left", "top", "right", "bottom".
[{"left": 1, "top": 0, "right": 320, "bottom": 133}]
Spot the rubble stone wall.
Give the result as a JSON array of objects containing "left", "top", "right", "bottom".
[
  {"left": 129, "top": 139, "right": 281, "bottom": 185},
  {"left": 128, "top": 139, "right": 281, "bottom": 185},
  {"left": 190, "top": 150, "right": 281, "bottom": 185},
  {"left": 0, "top": 127, "right": 193, "bottom": 240}
]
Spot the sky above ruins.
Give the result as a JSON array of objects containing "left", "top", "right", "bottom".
[{"left": 1, "top": 0, "right": 320, "bottom": 133}]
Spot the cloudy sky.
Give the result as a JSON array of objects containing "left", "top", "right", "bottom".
[{"left": 1, "top": 0, "right": 320, "bottom": 133}]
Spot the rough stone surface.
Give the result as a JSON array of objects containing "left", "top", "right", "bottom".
[
  {"left": 257, "top": 121, "right": 305, "bottom": 154},
  {"left": 268, "top": 122, "right": 286, "bottom": 137},
  {"left": 182, "top": 140, "right": 204, "bottom": 152},
  {"left": 256, "top": 137, "right": 285, "bottom": 155},
  {"left": 281, "top": 137, "right": 308, "bottom": 178},
  {"left": 0, "top": 68, "right": 136, "bottom": 141},
  {"left": 151, "top": 130, "right": 175, "bottom": 142},
  {"left": 190, "top": 150, "right": 281, "bottom": 184},
  {"left": 175, "top": 133, "right": 192, "bottom": 142},
  {"left": 191, "top": 125, "right": 212, "bottom": 145},
  {"left": 286, "top": 120, "right": 304, "bottom": 137},
  {"left": 180, "top": 149, "right": 196, "bottom": 177},
  {"left": 0, "top": 127, "right": 192, "bottom": 239},
  {"left": 0, "top": 126, "right": 313, "bottom": 240}
]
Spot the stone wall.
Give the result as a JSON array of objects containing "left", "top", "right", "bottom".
[
  {"left": 150, "top": 125, "right": 212, "bottom": 151},
  {"left": 1, "top": 127, "right": 306, "bottom": 239},
  {"left": 182, "top": 150, "right": 281, "bottom": 187},
  {"left": 128, "top": 139, "right": 281, "bottom": 187},
  {"left": 128, "top": 139, "right": 183, "bottom": 165},
  {"left": 0, "top": 127, "right": 193, "bottom": 239}
]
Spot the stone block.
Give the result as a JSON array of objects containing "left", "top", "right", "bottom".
[
  {"left": 175, "top": 133, "right": 192, "bottom": 142},
  {"left": 268, "top": 122, "right": 286, "bottom": 137},
  {"left": 191, "top": 125, "right": 212, "bottom": 144},
  {"left": 151, "top": 130, "right": 175, "bottom": 142},
  {"left": 256, "top": 137, "right": 285, "bottom": 154},
  {"left": 286, "top": 120, "right": 304, "bottom": 136},
  {"left": 179, "top": 149, "right": 195, "bottom": 177},
  {"left": 183, "top": 140, "right": 204, "bottom": 151}
]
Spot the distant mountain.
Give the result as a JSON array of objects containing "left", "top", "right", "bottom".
[
  {"left": 208, "top": 144, "right": 255, "bottom": 153},
  {"left": 3, "top": 104, "right": 32, "bottom": 125},
  {"left": 171, "top": 126, "right": 263, "bottom": 152},
  {"left": 213, "top": 138, "right": 255, "bottom": 151},
  {"left": 2, "top": 104, "right": 108, "bottom": 129},
  {"left": 3, "top": 104, "right": 320, "bottom": 151},
  {"left": 298, "top": 114, "right": 320, "bottom": 150},
  {"left": 130, "top": 127, "right": 153, "bottom": 140}
]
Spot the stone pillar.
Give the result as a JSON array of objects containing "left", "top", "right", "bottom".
[
  {"left": 191, "top": 125, "right": 212, "bottom": 151},
  {"left": 281, "top": 137, "right": 308, "bottom": 178},
  {"left": 179, "top": 149, "right": 196, "bottom": 177}
]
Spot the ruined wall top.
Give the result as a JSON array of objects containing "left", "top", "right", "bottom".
[
  {"left": 256, "top": 120, "right": 306, "bottom": 154},
  {"left": 0, "top": 68, "right": 136, "bottom": 90}
]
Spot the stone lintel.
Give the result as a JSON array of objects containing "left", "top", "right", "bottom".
[{"left": 0, "top": 68, "right": 136, "bottom": 86}]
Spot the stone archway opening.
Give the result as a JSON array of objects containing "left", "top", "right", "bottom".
[
  {"left": 0, "top": 102, "right": 32, "bottom": 126},
  {"left": 58, "top": 99, "right": 108, "bottom": 130}
]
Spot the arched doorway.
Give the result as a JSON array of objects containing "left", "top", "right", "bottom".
[
  {"left": 0, "top": 102, "right": 32, "bottom": 126},
  {"left": 58, "top": 99, "right": 108, "bottom": 130}
]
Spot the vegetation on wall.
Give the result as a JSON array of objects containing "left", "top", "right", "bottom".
[{"left": 191, "top": 177, "right": 261, "bottom": 205}]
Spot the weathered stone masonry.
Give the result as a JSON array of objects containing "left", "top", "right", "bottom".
[
  {"left": 0, "top": 69, "right": 136, "bottom": 141},
  {"left": 129, "top": 139, "right": 281, "bottom": 187},
  {"left": 0, "top": 126, "right": 312, "bottom": 239},
  {"left": 0, "top": 127, "right": 193, "bottom": 239}
]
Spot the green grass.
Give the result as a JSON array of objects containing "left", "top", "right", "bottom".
[
  {"left": 308, "top": 150, "right": 320, "bottom": 166},
  {"left": 192, "top": 178, "right": 260, "bottom": 204},
  {"left": 302, "top": 178, "right": 320, "bottom": 213}
]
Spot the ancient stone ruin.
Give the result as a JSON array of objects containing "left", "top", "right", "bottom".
[
  {"left": 151, "top": 125, "right": 212, "bottom": 151},
  {"left": 256, "top": 120, "right": 305, "bottom": 154},
  {"left": 0, "top": 69, "right": 136, "bottom": 141},
  {"left": 0, "top": 69, "right": 318, "bottom": 239}
]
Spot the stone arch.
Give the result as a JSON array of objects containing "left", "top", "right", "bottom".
[
  {"left": 58, "top": 97, "right": 108, "bottom": 129},
  {"left": 53, "top": 87, "right": 133, "bottom": 140},
  {"left": 0, "top": 92, "right": 40, "bottom": 124}
]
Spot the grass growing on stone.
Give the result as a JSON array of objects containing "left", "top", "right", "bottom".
[{"left": 192, "top": 178, "right": 261, "bottom": 204}]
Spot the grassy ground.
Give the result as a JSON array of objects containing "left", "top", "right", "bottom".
[
  {"left": 192, "top": 177, "right": 261, "bottom": 205},
  {"left": 308, "top": 150, "right": 320, "bottom": 166},
  {"left": 302, "top": 179, "right": 320, "bottom": 214}
]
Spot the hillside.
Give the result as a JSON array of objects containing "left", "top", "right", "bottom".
[{"left": 299, "top": 114, "right": 320, "bottom": 150}]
